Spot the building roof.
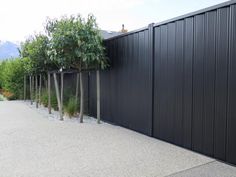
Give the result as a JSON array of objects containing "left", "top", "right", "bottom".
[{"left": 100, "top": 30, "right": 123, "bottom": 40}]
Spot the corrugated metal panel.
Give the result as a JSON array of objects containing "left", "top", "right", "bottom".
[
  {"left": 153, "top": 26, "right": 162, "bottom": 139},
  {"left": 152, "top": 4, "right": 234, "bottom": 164},
  {"left": 227, "top": 4, "right": 236, "bottom": 164},
  {"left": 182, "top": 17, "right": 194, "bottom": 149},
  {"left": 175, "top": 20, "right": 184, "bottom": 146},
  {"left": 86, "top": 1, "right": 236, "bottom": 165},
  {"left": 202, "top": 10, "right": 216, "bottom": 156},
  {"left": 97, "top": 30, "right": 153, "bottom": 135},
  {"left": 214, "top": 7, "right": 229, "bottom": 161}
]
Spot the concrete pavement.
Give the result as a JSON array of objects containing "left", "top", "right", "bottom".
[{"left": 0, "top": 101, "right": 235, "bottom": 177}]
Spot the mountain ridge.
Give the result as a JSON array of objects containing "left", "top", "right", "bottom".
[{"left": 0, "top": 41, "right": 20, "bottom": 60}]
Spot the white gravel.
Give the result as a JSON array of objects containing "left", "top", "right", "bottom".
[{"left": 0, "top": 101, "right": 215, "bottom": 177}]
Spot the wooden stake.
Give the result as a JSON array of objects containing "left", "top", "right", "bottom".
[
  {"left": 48, "top": 73, "right": 51, "bottom": 114},
  {"left": 39, "top": 74, "right": 42, "bottom": 104},
  {"left": 53, "top": 73, "right": 63, "bottom": 120},
  {"left": 30, "top": 76, "right": 33, "bottom": 105},
  {"left": 36, "top": 75, "right": 38, "bottom": 108},
  {"left": 24, "top": 75, "right": 26, "bottom": 101},
  {"left": 75, "top": 73, "right": 79, "bottom": 104}
]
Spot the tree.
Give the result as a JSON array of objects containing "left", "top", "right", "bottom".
[
  {"left": 46, "top": 14, "right": 108, "bottom": 123},
  {"left": 20, "top": 38, "right": 35, "bottom": 104},
  {"left": 0, "top": 59, "right": 25, "bottom": 100},
  {"left": 45, "top": 16, "right": 81, "bottom": 120},
  {"left": 20, "top": 34, "right": 55, "bottom": 107},
  {"left": 21, "top": 57, "right": 33, "bottom": 102},
  {"left": 78, "top": 15, "right": 108, "bottom": 123}
]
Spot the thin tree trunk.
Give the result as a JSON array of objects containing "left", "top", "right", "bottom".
[
  {"left": 32, "top": 75, "right": 34, "bottom": 104},
  {"left": 48, "top": 73, "right": 51, "bottom": 114},
  {"left": 53, "top": 73, "right": 63, "bottom": 120},
  {"left": 39, "top": 74, "right": 42, "bottom": 105},
  {"left": 30, "top": 76, "right": 33, "bottom": 105},
  {"left": 24, "top": 75, "right": 26, "bottom": 101},
  {"left": 97, "top": 70, "right": 101, "bottom": 124},
  {"left": 60, "top": 72, "right": 64, "bottom": 120},
  {"left": 75, "top": 73, "right": 79, "bottom": 104},
  {"left": 45, "top": 76, "right": 48, "bottom": 90},
  {"left": 36, "top": 75, "right": 38, "bottom": 108},
  {"left": 79, "top": 72, "right": 84, "bottom": 123}
]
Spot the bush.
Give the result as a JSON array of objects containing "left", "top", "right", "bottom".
[
  {"left": 40, "top": 89, "right": 58, "bottom": 110},
  {"left": 0, "top": 59, "right": 25, "bottom": 100},
  {"left": 41, "top": 90, "right": 48, "bottom": 107},
  {"left": 51, "top": 92, "right": 58, "bottom": 111},
  {"left": 0, "top": 94, "right": 5, "bottom": 101},
  {"left": 1, "top": 89, "right": 15, "bottom": 100},
  {"left": 64, "top": 97, "right": 79, "bottom": 118}
]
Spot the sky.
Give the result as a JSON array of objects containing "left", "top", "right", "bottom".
[{"left": 0, "top": 0, "right": 229, "bottom": 42}]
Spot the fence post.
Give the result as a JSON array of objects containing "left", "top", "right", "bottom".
[{"left": 148, "top": 23, "right": 155, "bottom": 137}]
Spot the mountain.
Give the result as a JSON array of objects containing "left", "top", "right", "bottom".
[{"left": 0, "top": 41, "right": 20, "bottom": 60}]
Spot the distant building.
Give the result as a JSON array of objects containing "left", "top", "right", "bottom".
[
  {"left": 100, "top": 30, "right": 123, "bottom": 40},
  {"left": 100, "top": 24, "right": 128, "bottom": 39}
]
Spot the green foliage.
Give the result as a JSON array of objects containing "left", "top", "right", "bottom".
[
  {"left": 21, "top": 57, "right": 34, "bottom": 75},
  {"left": 20, "top": 34, "right": 56, "bottom": 75},
  {"left": 51, "top": 92, "right": 58, "bottom": 111},
  {"left": 0, "top": 94, "right": 6, "bottom": 101},
  {"left": 64, "top": 97, "right": 79, "bottom": 118},
  {"left": 46, "top": 15, "right": 83, "bottom": 70},
  {"left": 0, "top": 14, "right": 108, "bottom": 103},
  {"left": 41, "top": 89, "right": 48, "bottom": 107},
  {"left": 0, "top": 61, "right": 6, "bottom": 88},
  {"left": 46, "top": 14, "right": 108, "bottom": 71},
  {"left": 0, "top": 58, "right": 25, "bottom": 99},
  {"left": 40, "top": 89, "right": 58, "bottom": 110}
]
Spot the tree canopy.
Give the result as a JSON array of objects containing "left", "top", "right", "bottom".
[
  {"left": 20, "top": 34, "right": 56, "bottom": 74},
  {"left": 46, "top": 14, "right": 108, "bottom": 72}
]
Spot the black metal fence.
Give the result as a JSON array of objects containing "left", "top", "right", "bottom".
[{"left": 88, "top": 1, "right": 236, "bottom": 165}]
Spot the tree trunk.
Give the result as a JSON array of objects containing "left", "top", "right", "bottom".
[
  {"left": 97, "top": 70, "right": 101, "bottom": 124},
  {"left": 79, "top": 72, "right": 84, "bottom": 123},
  {"left": 53, "top": 73, "right": 63, "bottom": 120},
  {"left": 48, "top": 73, "right": 51, "bottom": 114},
  {"left": 32, "top": 75, "right": 34, "bottom": 104},
  {"left": 45, "top": 75, "right": 48, "bottom": 90},
  {"left": 60, "top": 72, "right": 64, "bottom": 120},
  {"left": 75, "top": 73, "right": 79, "bottom": 104},
  {"left": 36, "top": 75, "right": 38, "bottom": 108},
  {"left": 24, "top": 75, "right": 26, "bottom": 101},
  {"left": 39, "top": 74, "right": 42, "bottom": 105},
  {"left": 30, "top": 76, "right": 33, "bottom": 105}
]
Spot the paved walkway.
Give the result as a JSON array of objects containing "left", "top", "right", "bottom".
[{"left": 0, "top": 101, "right": 235, "bottom": 177}]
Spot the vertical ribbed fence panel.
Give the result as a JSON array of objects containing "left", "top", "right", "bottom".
[
  {"left": 227, "top": 4, "right": 236, "bottom": 165},
  {"left": 152, "top": 2, "right": 236, "bottom": 164},
  {"left": 89, "top": 29, "right": 153, "bottom": 135},
  {"left": 87, "top": 1, "right": 236, "bottom": 165}
]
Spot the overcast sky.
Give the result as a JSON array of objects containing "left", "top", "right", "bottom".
[{"left": 0, "top": 0, "right": 229, "bottom": 42}]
